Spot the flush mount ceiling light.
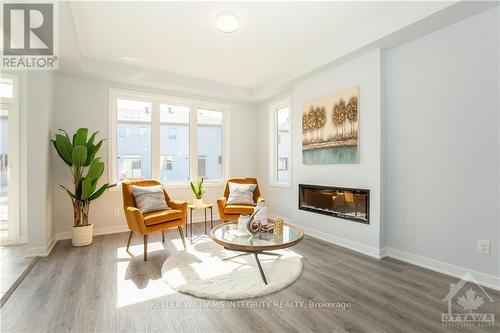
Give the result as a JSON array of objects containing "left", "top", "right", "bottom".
[{"left": 216, "top": 12, "right": 239, "bottom": 33}]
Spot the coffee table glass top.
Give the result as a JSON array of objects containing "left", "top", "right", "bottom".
[{"left": 210, "top": 222, "right": 303, "bottom": 251}]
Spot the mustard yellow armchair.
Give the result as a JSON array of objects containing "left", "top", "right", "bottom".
[
  {"left": 122, "top": 179, "right": 187, "bottom": 261},
  {"left": 216, "top": 178, "right": 264, "bottom": 221}
]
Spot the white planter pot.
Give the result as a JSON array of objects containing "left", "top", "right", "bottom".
[
  {"left": 194, "top": 198, "right": 203, "bottom": 208},
  {"left": 72, "top": 224, "right": 93, "bottom": 247}
]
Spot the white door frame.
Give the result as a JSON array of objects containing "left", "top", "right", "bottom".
[{"left": 0, "top": 73, "right": 20, "bottom": 244}]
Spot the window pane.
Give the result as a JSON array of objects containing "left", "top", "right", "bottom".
[
  {"left": 197, "top": 109, "right": 223, "bottom": 180},
  {"left": 198, "top": 155, "right": 206, "bottom": 178},
  {"left": 117, "top": 99, "right": 152, "bottom": 181},
  {"left": 160, "top": 154, "right": 173, "bottom": 171},
  {"left": 160, "top": 104, "right": 190, "bottom": 182},
  {"left": 277, "top": 106, "right": 290, "bottom": 182},
  {"left": 0, "top": 79, "right": 13, "bottom": 99}
]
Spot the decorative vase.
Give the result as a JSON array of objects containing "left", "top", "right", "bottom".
[
  {"left": 194, "top": 198, "right": 203, "bottom": 208},
  {"left": 238, "top": 214, "right": 250, "bottom": 234},
  {"left": 72, "top": 224, "right": 93, "bottom": 247},
  {"left": 253, "top": 201, "right": 268, "bottom": 225},
  {"left": 246, "top": 219, "right": 262, "bottom": 237}
]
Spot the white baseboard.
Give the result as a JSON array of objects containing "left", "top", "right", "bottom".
[
  {"left": 300, "top": 225, "right": 384, "bottom": 259},
  {"left": 27, "top": 220, "right": 211, "bottom": 257},
  {"left": 385, "top": 247, "right": 500, "bottom": 291},
  {"left": 56, "top": 224, "right": 130, "bottom": 240},
  {"left": 269, "top": 213, "right": 499, "bottom": 291},
  {"left": 26, "top": 233, "right": 57, "bottom": 257},
  {"left": 268, "top": 213, "right": 384, "bottom": 259}
]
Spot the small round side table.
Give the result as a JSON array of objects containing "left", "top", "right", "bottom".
[{"left": 187, "top": 203, "right": 213, "bottom": 244}]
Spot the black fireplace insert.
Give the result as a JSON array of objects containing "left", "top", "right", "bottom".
[{"left": 298, "top": 184, "right": 369, "bottom": 224}]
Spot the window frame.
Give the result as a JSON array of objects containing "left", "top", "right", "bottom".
[
  {"left": 109, "top": 88, "right": 230, "bottom": 188},
  {"left": 269, "top": 97, "right": 291, "bottom": 188},
  {"left": 0, "top": 73, "right": 20, "bottom": 243}
]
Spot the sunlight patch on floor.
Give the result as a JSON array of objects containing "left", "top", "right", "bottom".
[{"left": 115, "top": 242, "right": 177, "bottom": 308}]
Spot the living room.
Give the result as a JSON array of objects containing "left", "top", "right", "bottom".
[{"left": 1, "top": 1, "right": 499, "bottom": 332}]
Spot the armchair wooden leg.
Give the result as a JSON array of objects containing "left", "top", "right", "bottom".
[
  {"left": 178, "top": 226, "right": 186, "bottom": 249},
  {"left": 126, "top": 231, "right": 133, "bottom": 252},
  {"left": 143, "top": 234, "right": 148, "bottom": 261},
  {"left": 161, "top": 231, "right": 165, "bottom": 242}
]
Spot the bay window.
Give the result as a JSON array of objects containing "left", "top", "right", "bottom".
[{"left": 109, "top": 89, "right": 228, "bottom": 185}]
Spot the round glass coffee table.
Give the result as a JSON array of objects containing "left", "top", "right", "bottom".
[{"left": 210, "top": 222, "right": 304, "bottom": 284}]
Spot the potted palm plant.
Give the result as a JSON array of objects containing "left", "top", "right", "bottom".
[
  {"left": 51, "top": 128, "right": 115, "bottom": 246},
  {"left": 190, "top": 177, "right": 205, "bottom": 208}
]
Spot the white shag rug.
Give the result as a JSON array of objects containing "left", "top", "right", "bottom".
[{"left": 161, "top": 239, "right": 303, "bottom": 300}]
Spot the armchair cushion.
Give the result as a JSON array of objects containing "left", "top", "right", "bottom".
[
  {"left": 226, "top": 182, "right": 257, "bottom": 205},
  {"left": 131, "top": 185, "right": 169, "bottom": 213},
  {"left": 143, "top": 209, "right": 183, "bottom": 226},
  {"left": 224, "top": 204, "right": 255, "bottom": 215}
]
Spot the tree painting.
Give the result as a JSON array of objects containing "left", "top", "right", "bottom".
[
  {"left": 333, "top": 98, "right": 346, "bottom": 139},
  {"left": 301, "top": 86, "right": 359, "bottom": 164},
  {"left": 347, "top": 96, "right": 358, "bottom": 139}
]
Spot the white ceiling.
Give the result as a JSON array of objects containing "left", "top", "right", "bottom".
[
  {"left": 60, "top": 1, "right": 496, "bottom": 101},
  {"left": 69, "top": 1, "right": 412, "bottom": 88}
]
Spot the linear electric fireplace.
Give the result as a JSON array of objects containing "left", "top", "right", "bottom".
[{"left": 298, "top": 184, "right": 369, "bottom": 224}]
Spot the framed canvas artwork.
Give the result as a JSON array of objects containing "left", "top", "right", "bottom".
[{"left": 302, "top": 86, "right": 359, "bottom": 164}]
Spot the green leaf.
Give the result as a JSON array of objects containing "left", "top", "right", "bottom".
[
  {"left": 81, "top": 177, "right": 95, "bottom": 200},
  {"left": 87, "top": 131, "right": 98, "bottom": 148},
  {"left": 52, "top": 134, "right": 73, "bottom": 166},
  {"left": 86, "top": 158, "right": 104, "bottom": 181},
  {"left": 71, "top": 145, "right": 88, "bottom": 167},
  {"left": 84, "top": 139, "right": 103, "bottom": 166},
  {"left": 74, "top": 128, "right": 88, "bottom": 146},
  {"left": 60, "top": 185, "right": 79, "bottom": 201},
  {"left": 190, "top": 178, "right": 204, "bottom": 199},
  {"left": 58, "top": 129, "right": 73, "bottom": 147},
  {"left": 88, "top": 183, "right": 115, "bottom": 201}
]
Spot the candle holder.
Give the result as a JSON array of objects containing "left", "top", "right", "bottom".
[{"left": 275, "top": 218, "right": 284, "bottom": 236}]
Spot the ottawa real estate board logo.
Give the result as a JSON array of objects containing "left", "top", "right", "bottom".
[
  {"left": 442, "top": 273, "right": 495, "bottom": 328},
  {"left": 2, "top": 2, "right": 58, "bottom": 70}
]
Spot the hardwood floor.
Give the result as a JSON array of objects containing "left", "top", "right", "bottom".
[
  {"left": 1, "top": 222, "right": 499, "bottom": 333},
  {"left": 0, "top": 243, "right": 36, "bottom": 306}
]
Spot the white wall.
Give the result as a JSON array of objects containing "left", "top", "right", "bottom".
[
  {"left": 257, "top": 49, "right": 384, "bottom": 257},
  {"left": 21, "top": 71, "right": 56, "bottom": 252},
  {"left": 386, "top": 8, "right": 499, "bottom": 278},
  {"left": 257, "top": 7, "right": 499, "bottom": 287},
  {"left": 52, "top": 74, "right": 257, "bottom": 235}
]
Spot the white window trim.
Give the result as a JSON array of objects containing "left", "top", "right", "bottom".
[
  {"left": 108, "top": 88, "right": 230, "bottom": 189},
  {"left": 269, "top": 97, "right": 291, "bottom": 188},
  {"left": 0, "top": 73, "right": 20, "bottom": 243}
]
